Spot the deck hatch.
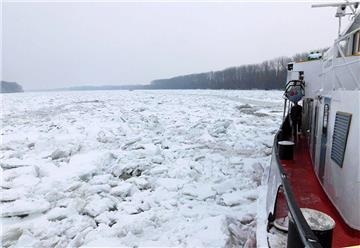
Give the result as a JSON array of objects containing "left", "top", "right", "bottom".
[{"left": 331, "top": 112, "right": 352, "bottom": 167}]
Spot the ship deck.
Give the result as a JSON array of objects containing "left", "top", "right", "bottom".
[{"left": 275, "top": 136, "right": 360, "bottom": 248}]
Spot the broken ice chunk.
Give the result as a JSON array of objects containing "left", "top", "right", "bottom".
[
  {"left": 1, "top": 227, "right": 23, "bottom": 247},
  {"left": 182, "top": 184, "right": 216, "bottom": 200},
  {"left": 118, "top": 202, "right": 141, "bottom": 215},
  {"left": 156, "top": 178, "right": 184, "bottom": 191},
  {"left": 151, "top": 156, "right": 164, "bottom": 164},
  {"left": 208, "top": 119, "right": 233, "bottom": 137},
  {"left": 50, "top": 149, "right": 69, "bottom": 160},
  {"left": 46, "top": 207, "right": 71, "bottom": 221},
  {"left": 16, "top": 231, "right": 40, "bottom": 247},
  {"left": 121, "top": 137, "right": 141, "bottom": 150},
  {"left": 87, "top": 184, "right": 111, "bottom": 194},
  {"left": 2, "top": 165, "right": 38, "bottom": 181},
  {"left": 11, "top": 174, "right": 40, "bottom": 188},
  {"left": 220, "top": 192, "right": 246, "bottom": 206},
  {"left": 48, "top": 143, "right": 81, "bottom": 160},
  {"left": 110, "top": 182, "right": 135, "bottom": 197},
  {"left": 0, "top": 188, "right": 23, "bottom": 202},
  {"left": 126, "top": 177, "right": 150, "bottom": 190},
  {"left": 89, "top": 174, "right": 112, "bottom": 185},
  {"left": 83, "top": 196, "right": 116, "bottom": 217},
  {"left": 0, "top": 158, "right": 32, "bottom": 169},
  {"left": 1, "top": 199, "right": 50, "bottom": 217},
  {"left": 212, "top": 180, "right": 237, "bottom": 195},
  {"left": 111, "top": 160, "right": 144, "bottom": 180}
]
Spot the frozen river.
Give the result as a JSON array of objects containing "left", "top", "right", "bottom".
[{"left": 1, "top": 90, "right": 283, "bottom": 247}]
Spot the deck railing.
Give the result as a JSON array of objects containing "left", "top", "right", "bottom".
[{"left": 271, "top": 127, "right": 323, "bottom": 248}]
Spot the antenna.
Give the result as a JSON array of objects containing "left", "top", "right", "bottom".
[{"left": 312, "top": 1, "right": 359, "bottom": 37}]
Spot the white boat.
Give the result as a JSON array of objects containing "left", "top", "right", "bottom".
[{"left": 258, "top": 2, "right": 360, "bottom": 247}]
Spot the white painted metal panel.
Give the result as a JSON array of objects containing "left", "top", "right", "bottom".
[
  {"left": 323, "top": 90, "right": 360, "bottom": 230},
  {"left": 292, "top": 61, "right": 322, "bottom": 99}
]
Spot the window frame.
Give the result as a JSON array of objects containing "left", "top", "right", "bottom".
[
  {"left": 331, "top": 112, "right": 352, "bottom": 168},
  {"left": 353, "top": 31, "right": 360, "bottom": 55}
]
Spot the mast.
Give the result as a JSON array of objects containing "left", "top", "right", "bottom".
[{"left": 312, "top": 1, "right": 359, "bottom": 37}]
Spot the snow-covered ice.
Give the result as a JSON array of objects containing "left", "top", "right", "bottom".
[{"left": 1, "top": 90, "right": 282, "bottom": 247}]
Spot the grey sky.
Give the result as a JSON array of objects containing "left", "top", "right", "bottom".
[{"left": 2, "top": 1, "right": 343, "bottom": 90}]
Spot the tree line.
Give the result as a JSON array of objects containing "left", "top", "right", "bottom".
[
  {"left": 1, "top": 81, "right": 24, "bottom": 93},
  {"left": 4, "top": 50, "right": 325, "bottom": 92},
  {"left": 148, "top": 51, "right": 323, "bottom": 90}
]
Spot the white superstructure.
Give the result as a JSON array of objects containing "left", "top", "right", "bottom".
[{"left": 288, "top": 8, "right": 360, "bottom": 230}]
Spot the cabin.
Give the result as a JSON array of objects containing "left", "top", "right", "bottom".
[{"left": 261, "top": 7, "right": 360, "bottom": 248}]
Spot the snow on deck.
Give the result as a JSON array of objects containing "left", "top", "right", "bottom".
[{"left": 0, "top": 90, "right": 282, "bottom": 247}]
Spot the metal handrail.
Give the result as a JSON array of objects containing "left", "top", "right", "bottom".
[
  {"left": 335, "top": 26, "right": 360, "bottom": 43},
  {"left": 285, "top": 80, "right": 305, "bottom": 92},
  {"left": 273, "top": 130, "right": 323, "bottom": 248}
]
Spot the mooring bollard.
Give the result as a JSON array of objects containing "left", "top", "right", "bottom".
[
  {"left": 278, "top": 141, "right": 295, "bottom": 160},
  {"left": 287, "top": 208, "right": 335, "bottom": 248}
]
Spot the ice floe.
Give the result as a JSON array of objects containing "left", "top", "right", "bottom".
[{"left": 1, "top": 90, "right": 282, "bottom": 247}]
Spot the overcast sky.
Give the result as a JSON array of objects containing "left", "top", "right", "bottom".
[{"left": 2, "top": 1, "right": 346, "bottom": 90}]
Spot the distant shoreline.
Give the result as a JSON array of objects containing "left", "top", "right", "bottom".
[
  {"left": 6, "top": 49, "right": 326, "bottom": 93},
  {"left": 26, "top": 87, "right": 283, "bottom": 93},
  {"left": 1, "top": 81, "right": 24, "bottom": 93}
]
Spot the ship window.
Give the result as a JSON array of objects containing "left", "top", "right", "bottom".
[
  {"left": 353, "top": 31, "right": 360, "bottom": 55},
  {"left": 322, "top": 104, "right": 330, "bottom": 133},
  {"left": 338, "top": 39, "right": 348, "bottom": 57},
  {"left": 331, "top": 112, "right": 352, "bottom": 167}
]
